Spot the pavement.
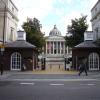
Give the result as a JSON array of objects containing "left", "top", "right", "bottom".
[{"left": 0, "top": 70, "right": 100, "bottom": 81}]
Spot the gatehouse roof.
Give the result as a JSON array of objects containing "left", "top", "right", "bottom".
[{"left": 5, "top": 40, "right": 36, "bottom": 48}]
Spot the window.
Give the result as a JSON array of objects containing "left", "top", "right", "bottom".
[
  {"left": 10, "top": 27, "right": 15, "bottom": 41},
  {"left": 12, "top": 7, "right": 14, "bottom": 19},
  {"left": 95, "top": 7, "right": 97, "bottom": 12},
  {"left": 88, "top": 53, "right": 99, "bottom": 70},
  {"left": 95, "top": 27, "right": 98, "bottom": 39},
  {"left": 10, "top": 28, "right": 13, "bottom": 41},
  {"left": 11, "top": 52, "right": 21, "bottom": 70},
  {"left": 12, "top": 7, "right": 14, "bottom": 12}
]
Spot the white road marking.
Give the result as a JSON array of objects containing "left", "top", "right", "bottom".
[
  {"left": 20, "top": 82, "right": 35, "bottom": 85},
  {"left": 87, "top": 84, "right": 95, "bottom": 86},
  {"left": 80, "top": 83, "right": 95, "bottom": 86},
  {"left": 50, "top": 84, "right": 64, "bottom": 86}
]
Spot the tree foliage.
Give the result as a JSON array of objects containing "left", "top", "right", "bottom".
[
  {"left": 65, "top": 15, "right": 88, "bottom": 47},
  {"left": 22, "top": 18, "right": 45, "bottom": 53}
]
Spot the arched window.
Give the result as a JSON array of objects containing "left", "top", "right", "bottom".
[
  {"left": 88, "top": 53, "right": 99, "bottom": 70},
  {"left": 11, "top": 52, "right": 21, "bottom": 70}
]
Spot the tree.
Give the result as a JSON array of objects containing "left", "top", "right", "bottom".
[
  {"left": 22, "top": 18, "right": 45, "bottom": 53},
  {"left": 65, "top": 15, "right": 88, "bottom": 47}
]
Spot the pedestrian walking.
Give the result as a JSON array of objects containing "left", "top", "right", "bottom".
[
  {"left": 59, "top": 64, "right": 60, "bottom": 69},
  {"left": 21, "top": 63, "right": 26, "bottom": 71},
  {"left": 78, "top": 57, "right": 88, "bottom": 76},
  {"left": 0, "top": 62, "right": 4, "bottom": 75}
]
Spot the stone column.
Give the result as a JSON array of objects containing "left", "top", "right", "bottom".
[
  {"left": 53, "top": 42, "right": 54, "bottom": 54},
  {"left": 51, "top": 41, "right": 53, "bottom": 54},
  {"left": 58, "top": 42, "right": 60, "bottom": 54},
  {"left": 46, "top": 42, "right": 47, "bottom": 54},
  {"left": 67, "top": 46, "right": 68, "bottom": 55},
  {"left": 48, "top": 41, "right": 50, "bottom": 54},
  {"left": 63, "top": 42, "right": 65, "bottom": 54},
  {"left": 60, "top": 42, "right": 61, "bottom": 54},
  {"left": 50, "top": 42, "right": 51, "bottom": 54},
  {"left": 57, "top": 41, "right": 58, "bottom": 54}
]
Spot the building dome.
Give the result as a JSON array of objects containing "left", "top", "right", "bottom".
[{"left": 49, "top": 25, "right": 61, "bottom": 36}]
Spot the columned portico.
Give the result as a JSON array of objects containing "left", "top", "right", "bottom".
[
  {"left": 44, "top": 25, "right": 66, "bottom": 69},
  {"left": 46, "top": 41, "right": 65, "bottom": 55}
]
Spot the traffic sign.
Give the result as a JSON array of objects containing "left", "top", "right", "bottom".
[{"left": 0, "top": 44, "right": 5, "bottom": 52}]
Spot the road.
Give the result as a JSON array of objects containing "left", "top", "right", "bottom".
[{"left": 0, "top": 72, "right": 100, "bottom": 100}]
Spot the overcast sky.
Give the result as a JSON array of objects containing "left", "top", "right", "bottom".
[{"left": 13, "top": 0, "right": 98, "bottom": 36}]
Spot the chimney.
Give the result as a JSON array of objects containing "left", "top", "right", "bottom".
[
  {"left": 17, "top": 30, "right": 26, "bottom": 40},
  {"left": 84, "top": 31, "right": 93, "bottom": 41}
]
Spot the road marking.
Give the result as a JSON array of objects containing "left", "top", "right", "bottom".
[
  {"left": 80, "top": 83, "right": 95, "bottom": 86},
  {"left": 87, "top": 84, "right": 95, "bottom": 86},
  {"left": 50, "top": 83, "right": 64, "bottom": 86},
  {"left": 20, "top": 82, "right": 35, "bottom": 85}
]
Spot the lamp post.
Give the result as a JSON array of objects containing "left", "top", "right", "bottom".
[
  {"left": 2, "top": 0, "right": 6, "bottom": 45},
  {"left": 64, "top": 55, "right": 67, "bottom": 70},
  {"left": 0, "top": 0, "right": 6, "bottom": 55},
  {"left": 41, "top": 54, "right": 46, "bottom": 70}
]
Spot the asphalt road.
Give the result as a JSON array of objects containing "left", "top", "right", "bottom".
[{"left": 0, "top": 75, "right": 100, "bottom": 100}]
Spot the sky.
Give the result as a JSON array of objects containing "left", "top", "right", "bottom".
[{"left": 13, "top": 0, "right": 98, "bottom": 36}]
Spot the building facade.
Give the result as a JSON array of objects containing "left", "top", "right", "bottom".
[
  {"left": 2, "top": 30, "right": 38, "bottom": 71},
  {"left": 41, "top": 25, "right": 71, "bottom": 70},
  {"left": 72, "top": 38, "right": 100, "bottom": 71},
  {"left": 91, "top": 0, "right": 100, "bottom": 41},
  {"left": 72, "top": 0, "right": 100, "bottom": 71},
  {"left": 0, "top": 0, "right": 18, "bottom": 43}
]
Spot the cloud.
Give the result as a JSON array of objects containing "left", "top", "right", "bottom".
[
  {"left": 42, "top": 11, "right": 82, "bottom": 36},
  {"left": 13, "top": 0, "right": 54, "bottom": 29},
  {"left": 79, "top": 0, "right": 98, "bottom": 31},
  {"left": 13, "top": 0, "right": 98, "bottom": 35},
  {"left": 48, "top": 0, "right": 98, "bottom": 34},
  {"left": 86, "top": 0, "right": 98, "bottom": 9},
  {"left": 58, "top": 11, "right": 82, "bottom": 35},
  {"left": 42, "top": 25, "right": 53, "bottom": 36},
  {"left": 57, "top": 0, "right": 72, "bottom": 4}
]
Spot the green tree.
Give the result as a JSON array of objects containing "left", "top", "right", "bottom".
[
  {"left": 65, "top": 15, "right": 88, "bottom": 47},
  {"left": 22, "top": 18, "right": 45, "bottom": 53}
]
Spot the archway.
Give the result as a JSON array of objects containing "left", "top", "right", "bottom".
[
  {"left": 88, "top": 52, "right": 99, "bottom": 71},
  {"left": 11, "top": 52, "right": 21, "bottom": 70}
]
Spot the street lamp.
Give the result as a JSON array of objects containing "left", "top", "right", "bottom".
[
  {"left": 41, "top": 54, "right": 46, "bottom": 70},
  {"left": 0, "top": 0, "right": 6, "bottom": 55}
]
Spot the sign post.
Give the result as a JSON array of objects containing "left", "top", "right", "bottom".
[{"left": 0, "top": 44, "right": 5, "bottom": 55}]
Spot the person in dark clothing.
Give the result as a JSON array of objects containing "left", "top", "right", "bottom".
[
  {"left": 78, "top": 58, "right": 88, "bottom": 76},
  {"left": 0, "top": 62, "right": 3, "bottom": 75}
]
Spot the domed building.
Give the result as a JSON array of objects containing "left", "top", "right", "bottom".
[
  {"left": 49, "top": 25, "right": 61, "bottom": 36},
  {"left": 42, "top": 25, "right": 67, "bottom": 69}
]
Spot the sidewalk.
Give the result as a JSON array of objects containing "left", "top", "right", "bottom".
[
  {"left": 0, "top": 71, "right": 11, "bottom": 80},
  {"left": 0, "top": 70, "right": 78, "bottom": 80},
  {"left": 0, "top": 70, "right": 100, "bottom": 80},
  {"left": 0, "top": 70, "right": 100, "bottom": 75}
]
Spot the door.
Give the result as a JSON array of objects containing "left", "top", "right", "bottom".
[
  {"left": 11, "top": 52, "right": 21, "bottom": 70},
  {"left": 88, "top": 53, "right": 99, "bottom": 71}
]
